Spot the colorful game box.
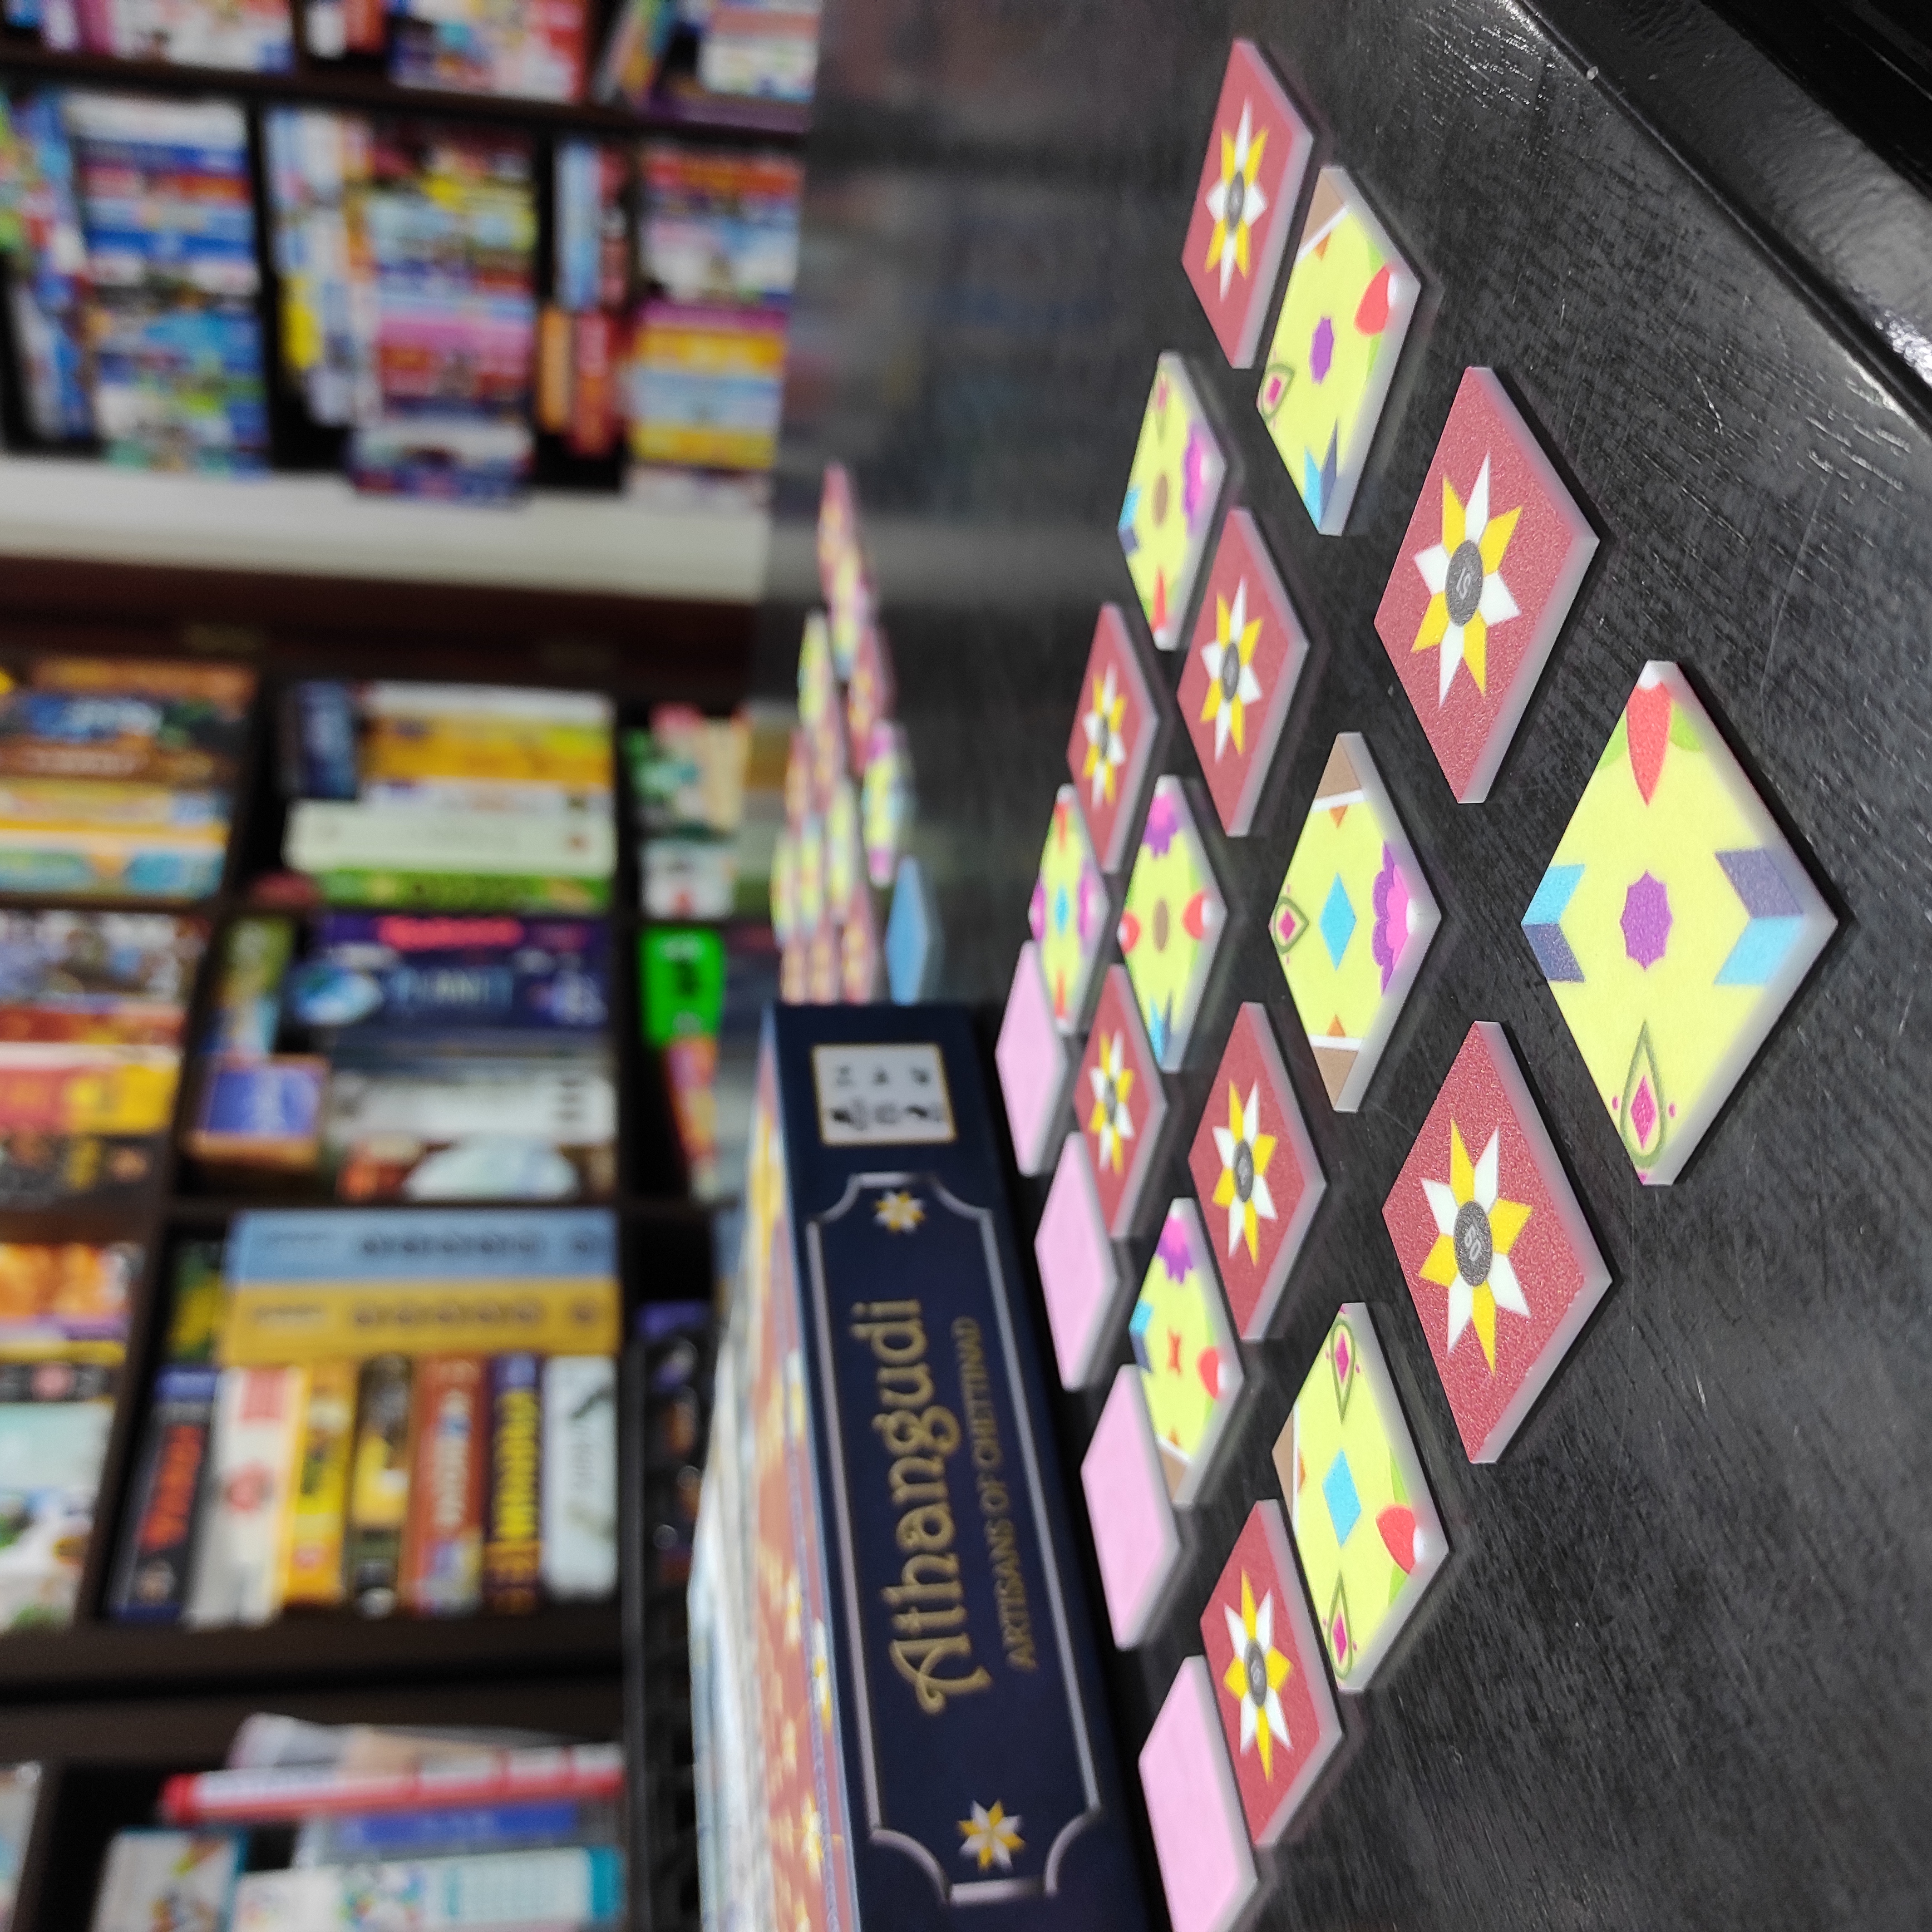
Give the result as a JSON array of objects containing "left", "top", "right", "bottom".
[{"left": 691, "top": 1004, "right": 1148, "bottom": 1928}]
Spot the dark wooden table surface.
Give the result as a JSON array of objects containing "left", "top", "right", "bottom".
[{"left": 760, "top": 0, "right": 1932, "bottom": 1923}]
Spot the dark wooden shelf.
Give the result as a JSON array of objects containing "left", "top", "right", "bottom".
[
  {"left": 159, "top": 1192, "right": 720, "bottom": 1223},
  {"left": 0, "top": 1603, "right": 620, "bottom": 1696},
  {"left": 0, "top": 1672, "right": 624, "bottom": 1763},
  {"left": 0, "top": 37, "right": 810, "bottom": 140}
]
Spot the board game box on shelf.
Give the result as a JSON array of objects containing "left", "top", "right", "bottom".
[{"left": 689, "top": 1003, "right": 1145, "bottom": 1932}]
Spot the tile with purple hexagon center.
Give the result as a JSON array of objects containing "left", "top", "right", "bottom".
[{"left": 1521, "top": 662, "right": 1835, "bottom": 1184}]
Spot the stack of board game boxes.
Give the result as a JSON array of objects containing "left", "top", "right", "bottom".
[
  {"left": 0, "top": 658, "right": 252, "bottom": 902},
  {"left": 0, "top": 1243, "right": 139, "bottom": 1630},
  {"left": 183, "top": 909, "right": 615, "bottom": 1202},
  {"left": 0, "top": 909, "right": 204, "bottom": 1211},
  {"left": 629, "top": 701, "right": 787, "bottom": 1203},
  {"left": 109, "top": 1208, "right": 620, "bottom": 1629},
  {"left": 278, "top": 682, "right": 615, "bottom": 913},
  {"left": 87, "top": 1715, "right": 623, "bottom": 1931},
  {"left": 0, "top": 97, "right": 271, "bottom": 474}
]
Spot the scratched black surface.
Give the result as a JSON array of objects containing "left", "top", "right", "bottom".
[{"left": 758, "top": 0, "right": 1932, "bottom": 1923}]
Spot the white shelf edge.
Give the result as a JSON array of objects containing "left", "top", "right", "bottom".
[{"left": 0, "top": 456, "right": 770, "bottom": 602}]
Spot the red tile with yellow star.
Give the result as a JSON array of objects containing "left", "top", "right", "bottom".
[
  {"left": 1187, "top": 1002, "right": 1324, "bottom": 1340},
  {"left": 1182, "top": 39, "right": 1315, "bottom": 369},
  {"left": 1382, "top": 1022, "right": 1611, "bottom": 1462},
  {"left": 1076, "top": 963, "right": 1168, "bottom": 1238},
  {"left": 1064, "top": 603, "right": 1159, "bottom": 873},
  {"left": 1373, "top": 367, "right": 1599, "bottom": 803},
  {"left": 1177, "top": 509, "right": 1310, "bottom": 836},
  {"left": 1200, "top": 1499, "right": 1343, "bottom": 1846}
]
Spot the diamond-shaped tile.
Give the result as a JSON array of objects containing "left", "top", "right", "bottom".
[
  {"left": 1182, "top": 38, "right": 1315, "bottom": 370},
  {"left": 1177, "top": 510, "right": 1310, "bottom": 836},
  {"left": 995, "top": 941, "right": 1066, "bottom": 1177},
  {"left": 1273, "top": 1305, "right": 1446, "bottom": 1692},
  {"left": 1131, "top": 1199, "right": 1243, "bottom": 1507},
  {"left": 1121, "top": 777, "right": 1226, "bottom": 1072},
  {"left": 1076, "top": 964, "right": 1167, "bottom": 1239},
  {"left": 1273, "top": 735, "right": 1438, "bottom": 1111},
  {"left": 770, "top": 827, "right": 798, "bottom": 946},
  {"left": 1082, "top": 1364, "right": 1181, "bottom": 1649},
  {"left": 784, "top": 727, "right": 811, "bottom": 829},
  {"left": 1522, "top": 663, "right": 1835, "bottom": 1184},
  {"left": 838, "top": 878, "right": 878, "bottom": 1003},
  {"left": 810, "top": 701, "right": 849, "bottom": 812},
  {"left": 846, "top": 621, "right": 896, "bottom": 752},
  {"left": 816, "top": 462, "right": 857, "bottom": 606},
  {"left": 884, "top": 855, "right": 941, "bottom": 1003},
  {"left": 1141, "top": 1657, "right": 1258, "bottom": 1932},
  {"left": 805, "top": 923, "right": 838, "bottom": 1004},
  {"left": 1187, "top": 1003, "right": 1324, "bottom": 1340},
  {"left": 797, "top": 610, "right": 834, "bottom": 730},
  {"left": 795, "top": 812, "right": 826, "bottom": 934},
  {"left": 1120, "top": 354, "right": 1229, "bottom": 652},
  {"left": 1376, "top": 368, "right": 1599, "bottom": 803},
  {"left": 825, "top": 776, "right": 860, "bottom": 921},
  {"left": 820, "top": 470, "right": 873, "bottom": 682},
  {"left": 1200, "top": 1500, "right": 1343, "bottom": 1848},
  {"left": 1066, "top": 604, "right": 1159, "bottom": 873},
  {"left": 1383, "top": 1022, "right": 1610, "bottom": 1462},
  {"left": 860, "top": 721, "right": 913, "bottom": 889},
  {"left": 1256, "top": 167, "right": 1421, "bottom": 536},
  {"left": 1029, "top": 785, "right": 1110, "bottom": 1034},
  {"left": 1035, "top": 1131, "right": 1122, "bottom": 1388}
]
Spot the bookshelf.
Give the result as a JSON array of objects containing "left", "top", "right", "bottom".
[
  {"left": 0, "top": 38, "right": 812, "bottom": 141},
  {"left": 0, "top": 458, "right": 771, "bottom": 600},
  {"left": 0, "top": 577, "right": 745, "bottom": 1930},
  {"left": 0, "top": 14, "right": 811, "bottom": 540}
]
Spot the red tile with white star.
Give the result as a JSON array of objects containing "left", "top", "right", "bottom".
[
  {"left": 1382, "top": 1022, "right": 1611, "bottom": 1462},
  {"left": 1177, "top": 510, "right": 1310, "bottom": 836},
  {"left": 817, "top": 461, "right": 857, "bottom": 605},
  {"left": 810, "top": 699, "right": 850, "bottom": 814},
  {"left": 1066, "top": 604, "right": 1159, "bottom": 874},
  {"left": 846, "top": 622, "right": 896, "bottom": 752},
  {"left": 1188, "top": 1003, "right": 1325, "bottom": 1341},
  {"left": 1182, "top": 39, "right": 1315, "bottom": 369},
  {"left": 1200, "top": 1500, "right": 1344, "bottom": 1847},
  {"left": 1374, "top": 367, "right": 1598, "bottom": 803},
  {"left": 1075, "top": 964, "right": 1167, "bottom": 1239}
]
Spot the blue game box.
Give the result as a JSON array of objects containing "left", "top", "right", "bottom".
[{"left": 689, "top": 1003, "right": 1145, "bottom": 1932}]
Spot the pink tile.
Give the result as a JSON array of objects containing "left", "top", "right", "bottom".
[
  {"left": 1036, "top": 1133, "right": 1120, "bottom": 1389},
  {"left": 1081, "top": 1366, "right": 1180, "bottom": 1649},
  {"left": 1140, "top": 1656, "right": 1259, "bottom": 1932},
  {"left": 995, "top": 942, "right": 1067, "bottom": 1176}
]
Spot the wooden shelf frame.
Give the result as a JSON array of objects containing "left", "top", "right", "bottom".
[
  {"left": 0, "top": 642, "right": 735, "bottom": 1713},
  {"left": 0, "top": 35, "right": 811, "bottom": 140}
]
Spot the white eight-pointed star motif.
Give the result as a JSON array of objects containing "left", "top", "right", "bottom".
[{"left": 1413, "top": 454, "right": 1521, "bottom": 706}]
